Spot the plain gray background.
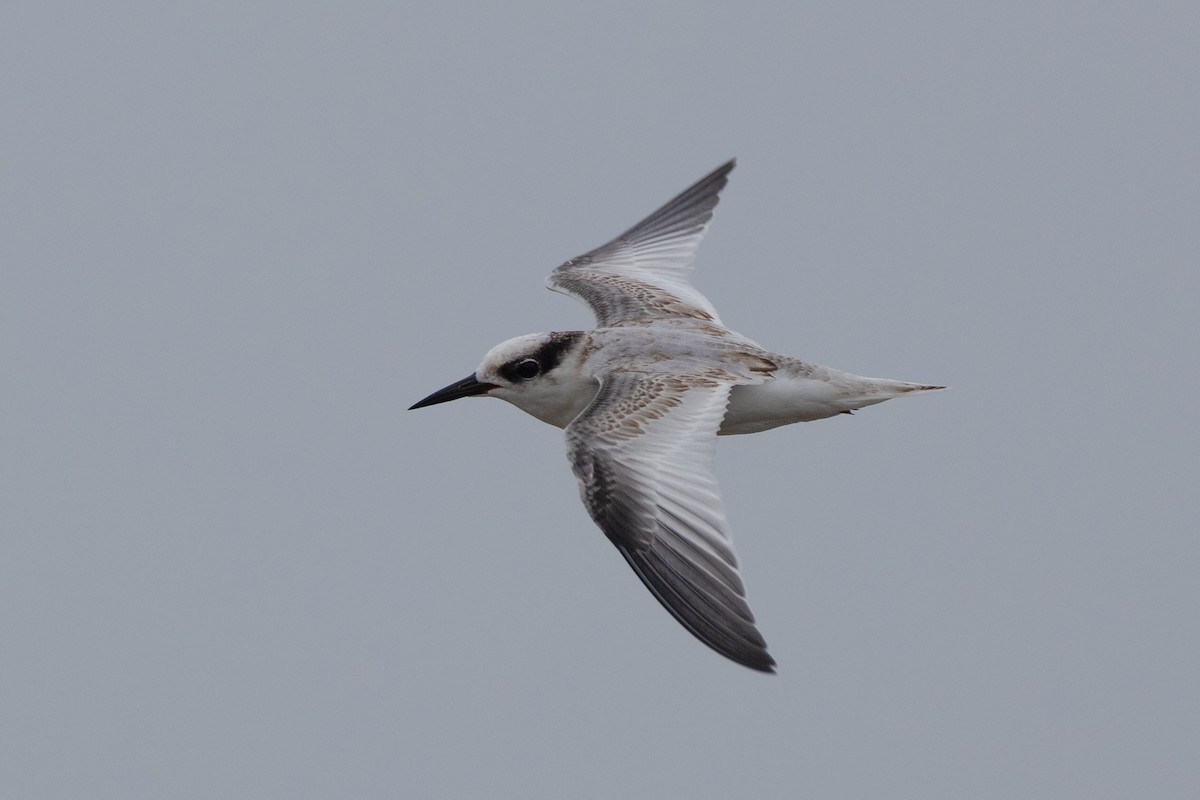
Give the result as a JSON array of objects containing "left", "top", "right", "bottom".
[{"left": 3, "top": 2, "right": 1197, "bottom": 798}]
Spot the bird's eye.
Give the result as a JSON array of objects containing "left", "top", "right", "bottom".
[{"left": 515, "top": 359, "right": 541, "bottom": 380}]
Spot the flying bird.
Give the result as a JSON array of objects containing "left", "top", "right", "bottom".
[{"left": 410, "top": 160, "right": 943, "bottom": 672}]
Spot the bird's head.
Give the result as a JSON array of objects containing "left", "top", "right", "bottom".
[{"left": 409, "top": 331, "right": 597, "bottom": 428}]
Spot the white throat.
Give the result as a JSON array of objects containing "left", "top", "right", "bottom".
[{"left": 495, "top": 373, "right": 600, "bottom": 429}]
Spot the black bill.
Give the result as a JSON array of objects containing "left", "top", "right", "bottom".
[{"left": 408, "top": 374, "right": 498, "bottom": 410}]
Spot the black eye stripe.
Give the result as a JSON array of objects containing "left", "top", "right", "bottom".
[
  {"left": 497, "top": 331, "right": 584, "bottom": 383},
  {"left": 531, "top": 331, "right": 582, "bottom": 372}
]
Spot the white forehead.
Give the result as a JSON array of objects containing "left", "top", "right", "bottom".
[{"left": 478, "top": 333, "right": 550, "bottom": 370}]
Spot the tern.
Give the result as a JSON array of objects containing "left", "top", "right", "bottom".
[{"left": 410, "top": 160, "right": 943, "bottom": 672}]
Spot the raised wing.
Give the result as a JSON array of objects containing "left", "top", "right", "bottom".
[
  {"left": 564, "top": 370, "right": 775, "bottom": 672},
  {"left": 547, "top": 160, "right": 734, "bottom": 328}
]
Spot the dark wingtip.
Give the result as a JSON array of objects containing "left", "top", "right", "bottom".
[
  {"left": 612, "top": 543, "right": 777, "bottom": 674},
  {"left": 745, "top": 653, "right": 778, "bottom": 674}
]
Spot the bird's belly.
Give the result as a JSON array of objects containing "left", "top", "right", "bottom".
[{"left": 719, "top": 379, "right": 880, "bottom": 435}]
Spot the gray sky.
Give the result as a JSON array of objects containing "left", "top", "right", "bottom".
[{"left": 3, "top": 2, "right": 1198, "bottom": 798}]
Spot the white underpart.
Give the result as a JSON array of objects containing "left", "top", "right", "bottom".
[{"left": 720, "top": 361, "right": 943, "bottom": 435}]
